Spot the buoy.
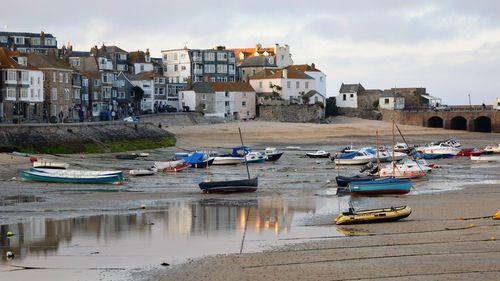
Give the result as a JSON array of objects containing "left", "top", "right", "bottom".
[
  {"left": 402, "top": 172, "right": 407, "bottom": 177},
  {"left": 470, "top": 223, "right": 475, "bottom": 228},
  {"left": 6, "top": 251, "right": 14, "bottom": 259},
  {"left": 6, "top": 231, "right": 13, "bottom": 237},
  {"left": 418, "top": 171, "right": 423, "bottom": 176},
  {"left": 29, "top": 156, "right": 38, "bottom": 162},
  {"left": 458, "top": 216, "right": 465, "bottom": 220},
  {"left": 494, "top": 211, "right": 500, "bottom": 220},
  {"left": 140, "top": 204, "right": 146, "bottom": 209},
  {"left": 410, "top": 172, "right": 414, "bottom": 177},
  {"left": 490, "top": 236, "right": 496, "bottom": 241}
]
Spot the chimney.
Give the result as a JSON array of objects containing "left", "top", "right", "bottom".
[
  {"left": 282, "top": 69, "right": 287, "bottom": 78},
  {"left": 90, "top": 45, "right": 98, "bottom": 57},
  {"left": 146, "top": 48, "right": 150, "bottom": 56},
  {"left": 274, "top": 43, "right": 279, "bottom": 54},
  {"left": 40, "top": 31, "right": 45, "bottom": 39},
  {"left": 311, "top": 63, "right": 315, "bottom": 70},
  {"left": 255, "top": 43, "right": 262, "bottom": 52}
]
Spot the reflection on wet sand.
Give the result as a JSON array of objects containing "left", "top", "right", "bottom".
[{"left": 1, "top": 196, "right": 322, "bottom": 267}]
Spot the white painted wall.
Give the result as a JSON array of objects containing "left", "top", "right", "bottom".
[
  {"left": 274, "top": 44, "right": 293, "bottom": 68},
  {"left": 379, "top": 96, "right": 405, "bottom": 110},
  {"left": 161, "top": 49, "right": 191, "bottom": 83},
  {"left": 249, "top": 76, "right": 315, "bottom": 102},
  {"left": 133, "top": 63, "right": 153, "bottom": 75},
  {"left": 132, "top": 79, "right": 155, "bottom": 111},
  {"left": 336, "top": 92, "right": 358, "bottom": 108},
  {"left": 305, "top": 71, "right": 326, "bottom": 98},
  {"left": 27, "top": 70, "right": 44, "bottom": 102},
  {"left": 232, "top": 91, "right": 256, "bottom": 119},
  {"left": 179, "top": 90, "right": 196, "bottom": 111}
]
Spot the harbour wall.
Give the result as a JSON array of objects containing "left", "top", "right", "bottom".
[
  {"left": 258, "top": 104, "right": 325, "bottom": 122},
  {"left": 0, "top": 122, "right": 175, "bottom": 154}
]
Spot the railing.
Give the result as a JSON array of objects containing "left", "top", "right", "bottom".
[
  {"left": 192, "top": 56, "right": 202, "bottom": 62},
  {"left": 193, "top": 69, "right": 203, "bottom": 75},
  {"left": 403, "top": 105, "right": 495, "bottom": 112}
]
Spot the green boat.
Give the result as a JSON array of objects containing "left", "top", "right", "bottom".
[{"left": 20, "top": 170, "right": 123, "bottom": 184}]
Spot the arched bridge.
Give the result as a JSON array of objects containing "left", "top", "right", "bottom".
[{"left": 381, "top": 107, "right": 499, "bottom": 133}]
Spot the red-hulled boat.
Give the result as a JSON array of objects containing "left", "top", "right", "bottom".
[{"left": 457, "top": 148, "right": 486, "bottom": 157}]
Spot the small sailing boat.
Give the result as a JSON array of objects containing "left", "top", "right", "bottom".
[{"left": 198, "top": 128, "right": 258, "bottom": 193}]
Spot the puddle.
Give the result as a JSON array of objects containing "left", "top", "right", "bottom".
[{"left": 0, "top": 195, "right": 44, "bottom": 206}]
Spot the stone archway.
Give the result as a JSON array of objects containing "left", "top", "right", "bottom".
[
  {"left": 473, "top": 116, "right": 492, "bottom": 132},
  {"left": 450, "top": 116, "right": 467, "bottom": 130},
  {"left": 428, "top": 116, "right": 443, "bottom": 128}
]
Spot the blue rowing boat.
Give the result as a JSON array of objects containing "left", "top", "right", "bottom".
[{"left": 348, "top": 177, "right": 412, "bottom": 195}]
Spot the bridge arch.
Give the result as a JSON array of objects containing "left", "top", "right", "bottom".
[
  {"left": 450, "top": 116, "right": 467, "bottom": 130},
  {"left": 473, "top": 116, "right": 492, "bottom": 132},
  {"left": 428, "top": 116, "right": 443, "bottom": 128}
]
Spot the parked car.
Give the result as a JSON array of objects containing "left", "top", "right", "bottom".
[
  {"left": 434, "top": 105, "right": 450, "bottom": 111},
  {"left": 166, "top": 105, "right": 177, "bottom": 112}
]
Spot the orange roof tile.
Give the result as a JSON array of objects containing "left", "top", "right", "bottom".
[{"left": 210, "top": 82, "right": 255, "bottom": 92}]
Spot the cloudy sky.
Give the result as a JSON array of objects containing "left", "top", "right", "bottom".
[{"left": 3, "top": 0, "right": 500, "bottom": 104}]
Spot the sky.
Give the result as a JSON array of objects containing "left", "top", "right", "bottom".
[{"left": 2, "top": 0, "right": 500, "bottom": 104}]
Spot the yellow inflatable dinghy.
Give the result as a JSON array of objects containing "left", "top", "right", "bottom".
[{"left": 335, "top": 205, "right": 411, "bottom": 225}]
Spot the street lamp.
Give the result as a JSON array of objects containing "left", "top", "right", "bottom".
[{"left": 468, "top": 94, "right": 472, "bottom": 111}]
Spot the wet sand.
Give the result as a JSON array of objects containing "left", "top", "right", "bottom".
[
  {"left": 151, "top": 185, "right": 500, "bottom": 281},
  {"left": 1, "top": 117, "right": 499, "bottom": 281}
]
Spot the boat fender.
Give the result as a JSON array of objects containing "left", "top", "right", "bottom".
[
  {"left": 418, "top": 171, "right": 423, "bottom": 176},
  {"left": 383, "top": 171, "right": 387, "bottom": 176},
  {"left": 410, "top": 172, "right": 414, "bottom": 177},
  {"left": 402, "top": 172, "right": 407, "bottom": 177}
]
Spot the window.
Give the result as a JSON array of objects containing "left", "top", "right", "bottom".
[
  {"left": 225, "top": 101, "right": 230, "bottom": 106},
  {"left": 163, "top": 54, "right": 168, "bottom": 60},
  {"left": 296, "top": 81, "right": 300, "bottom": 88},
  {"left": 83, "top": 94, "right": 89, "bottom": 101},
  {"left": 343, "top": 94, "right": 346, "bottom": 101},
  {"left": 319, "top": 76, "right": 323, "bottom": 82},
  {"left": 180, "top": 53, "right": 186, "bottom": 59},
  {"left": 94, "top": 80, "right": 100, "bottom": 86},
  {"left": 243, "top": 93, "right": 246, "bottom": 98},
  {"left": 384, "top": 98, "right": 390, "bottom": 104},
  {"left": 217, "top": 53, "right": 227, "bottom": 61},
  {"left": 225, "top": 92, "right": 229, "bottom": 97},
  {"left": 252, "top": 69, "right": 256, "bottom": 75},
  {"left": 287, "top": 81, "right": 291, "bottom": 88},
  {"left": 51, "top": 88, "right": 58, "bottom": 100},
  {"left": 140, "top": 65, "right": 145, "bottom": 72},
  {"left": 203, "top": 103, "right": 207, "bottom": 110},
  {"left": 15, "top": 37, "right": 25, "bottom": 44},
  {"left": 204, "top": 64, "right": 215, "bottom": 73},
  {"left": 259, "top": 81, "right": 263, "bottom": 89},
  {"left": 7, "top": 70, "right": 16, "bottom": 81},
  {"left": 305, "top": 82, "right": 309, "bottom": 89},
  {"left": 217, "top": 65, "right": 227, "bottom": 73},
  {"left": 202, "top": 93, "right": 206, "bottom": 100},
  {"left": 173, "top": 53, "right": 178, "bottom": 60},
  {"left": 44, "top": 38, "right": 55, "bottom": 46},
  {"left": 30, "top": 89, "right": 34, "bottom": 98},
  {"left": 174, "top": 65, "right": 178, "bottom": 71},
  {"left": 37, "top": 89, "right": 41, "bottom": 98},
  {"left": 20, "top": 88, "right": 28, "bottom": 99},
  {"left": 52, "top": 72, "right": 56, "bottom": 82},
  {"left": 30, "top": 77, "right": 34, "bottom": 85},
  {"left": 64, "top": 88, "right": 70, "bottom": 100},
  {"left": 82, "top": 79, "right": 88, "bottom": 87},
  {"left": 204, "top": 52, "right": 215, "bottom": 61},
  {"left": 74, "top": 89, "right": 81, "bottom": 99},
  {"left": 118, "top": 92, "right": 125, "bottom": 99},
  {"left": 181, "top": 65, "right": 186, "bottom": 71},
  {"left": 65, "top": 73, "right": 69, "bottom": 84},
  {"left": 281, "top": 55, "right": 284, "bottom": 61},
  {"left": 37, "top": 77, "right": 41, "bottom": 85},
  {"left": 59, "top": 72, "right": 63, "bottom": 83},
  {"left": 119, "top": 54, "right": 127, "bottom": 60},
  {"left": 6, "top": 88, "right": 16, "bottom": 99},
  {"left": 0, "top": 36, "right": 7, "bottom": 43},
  {"left": 31, "top": 37, "right": 41, "bottom": 45},
  {"left": 350, "top": 93, "right": 354, "bottom": 98},
  {"left": 242, "top": 101, "right": 246, "bottom": 107},
  {"left": 93, "top": 92, "right": 99, "bottom": 100},
  {"left": 20, "top": 71, "right": 28, "bottom": 82}
]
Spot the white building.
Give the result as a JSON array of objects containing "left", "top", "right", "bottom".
[
  {"left": 288, "top": 64, "right": 326, "bottom": 98},
  {"left": 336, "top": 83, "right": 365, "bottom": 108},
  {"left": 128, "top": 49, "right": 154, "bottom": 75},
  {"left": 211, "top": 82, "right": 256, "bottom": 120},
  {"left": 494, "top": 98, "right": 500, "bottom": 110},
  {"left": 161, "top": 48, "right": 192, "bottom": 83},
  {"left": 130, "top": 72, "right": 156, "bottom": 112},
  {"left": 248, "top": 68, "right": 315, "bottom": 104},
  {"left": 379, "top": 90, "right": 405, "bottom": 110}
]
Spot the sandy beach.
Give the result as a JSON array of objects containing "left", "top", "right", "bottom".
[
  {"left": 0, "top": 118, "right": 499, "bottom": 281},
  {"left": 151, "top": 184, "right": 500, "bottom": 281}
]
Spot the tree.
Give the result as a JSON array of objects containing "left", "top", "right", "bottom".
[
  {"left": 299, "top": 91, "right": 309, "bottom": 105},
  {"left": 270, "top": 83, "right": 282, "bottom": 99},
  {"left": 131, "top": 86, "right": 144, "bottom": 112}
]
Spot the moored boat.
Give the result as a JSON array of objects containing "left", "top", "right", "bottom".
[
  {"left": 31, "top": 168, "right": 124, "bottom": 180},
  {"left": 245, "top": 152, "right": 265, "bottom": 163},
  {"left": 335, "top": 175, "right": 379, "bottom": 187},
  {"left": 32, "top": 161, "right": 69, "bottom": 169},
  {"left": 332, "top": 150, "right": 374, "bottom": 165},
  {"left": 457, "top": 148, "right": 485, "bottom": 157},
  {"left": 129, "top": 168, "right": 157, "bottom": 176},
  {"left": 199, "top": 177, "right": 258, "bottom": 193},
  {"left": 20, "top": 170, "right": 123, "bottom": 184},
  {"left": 484, "top": 144, "right": 500, "bottom": 154},
  {"left": 154, "top": 160, "right": 189, "bottom": 172},
  {"left": 212, "top": 156, "right": 244, "bottom": 165},
  {"left": 335, "top": 205, "right": 412, "bottom": 225},
  {"left": 348, "top": 177, "right": 412, "bottom": 195},
  {"left": 470, "top": 155, "right": 499, "bottom": 162},
  {"left": 306, "top": 150, "right": 330, "bottom": 158},
  {"left": 185, "top": 152, "right": 214, "bottom": 168},
  {"left": 115, "top": 154, "right": 138, "bottom": 160},
  {"left": 264, "top": 147, "right": 284, "bottom": 162},
  {"left": 372, "top": 159, "right": 429, "bottom": 179}
]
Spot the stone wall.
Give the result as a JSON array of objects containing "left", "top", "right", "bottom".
[
  {"left": 0, "top": 121, "right": 175, "bottom": 153},
  {"left": 258, "top": 104, "right": 324, "bottom": 122},
  {"left": 141, "top": 112, "right": 209, "bottom": 127},
  {"left": 338, "top": 108, "right": 382, "bottom": 120}
]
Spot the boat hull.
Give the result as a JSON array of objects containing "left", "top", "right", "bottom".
[
  {"left": 348, "top": 178, "right": 412, "bottom": 195},
  {"left": 20, "top": 171, "right": 122, "bottom": 184},
  {"left": 335, "top": 206, "right": 412, "bottom": 225},
  {"left": 335, "top": 175, "right": 379, "bottom": 187},
  {"left": 190, "top": 158, "right": 215, "bottom": 168},
  {"left": 306, "top": 153, "right": 330, "bottom": 158},
  {"left": 334, "top": 158, "right": 373, "bottom": 165},
  {"left": 199, "top": 178, "right": 258, "bottom": 193},
  {"left": 154, "top": 160, "right": 189, "bottom": 172},
  {"left": 265, "top": 152, "right": 284, "bottom": 162},
  {"left": 212, "top": 157, "right": 243, "bottom": 165}
]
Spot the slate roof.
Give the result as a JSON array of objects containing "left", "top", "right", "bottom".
[
  {"left": 79, "top": 70, "right": 101, "bottom": 80},
  {"left": 210, "top": 82, "right": 255, "bottom": 92},
  {"left": 239, "top": 56, "right": 277, "bottom": 67},
  {"left": 68, "top": 51, "right": 90, "bottom": 57},
  {"left": 339, "top": 83, "right": 365, "bottom": 93},
  {"left": 232, "top": 46, "right": 275, "bottom": 64},
  {"left": 100, "top": 45, "right": 127, "bottom": 53},
  {"left": 0, "top": 31, "right": 55, "bottom": 38},
  {"left": 192, "top": 82, "right": 214, "bottom": 93},
  {"left": 130, "top": 70, "right": 163, "bottom": 80},
  {"left": 27, "top": 52, "right": 72, "bottom": 70},
  {"left": 303, "top": 90, "right": 325, "bottom": 98},
  {"left": 0, "top": 48, "right": 27, "bottom": 69},
  {"left": 380, "top": 90, "right": 402, "bottom": 98},
  {"left": 249, "top": 69, "right": 313, "bottom": 80},
  {"left": 288, "top": 64, "right": 322, "bottom": 72}
]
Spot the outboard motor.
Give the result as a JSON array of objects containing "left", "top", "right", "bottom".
[{"left": 360, "top": 162, "right": 374, "bottom": 173}]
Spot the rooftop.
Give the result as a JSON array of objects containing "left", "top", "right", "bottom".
[
  {"left": 249, "top": 68, "right": 313, "bottom": 80},
  {"left": 210, "top": 82, "right": 255, "bottom": 92}
]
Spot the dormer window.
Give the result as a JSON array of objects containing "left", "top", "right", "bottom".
[{"left": 145, "top": 55, "right": 151, "bottom": 63}]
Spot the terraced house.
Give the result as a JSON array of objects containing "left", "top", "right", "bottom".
[
  {"left": 27, "top": 52, "right": 74, "bottom": 122},
  {"left": 0, "top": 31, "right": 58, "bottom": 55},
  {"left": 0, "top": 48, "right": 44, "bottom": 122}
]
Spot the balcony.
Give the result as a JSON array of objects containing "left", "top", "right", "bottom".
[
  {"left": 228, "top": 69, "right": 235, "bottom": 75},
  {"left": 193, "top": 68, "right": 203, "bottom": 75},
  {"left": 228, "top": 57, "right": 235, "bottom": 63},
  {"left": 192, "top": 56, "right": 202, "bottom": 62}
]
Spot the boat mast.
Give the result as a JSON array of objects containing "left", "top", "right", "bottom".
[
  {"left": 392, "top": 120, "right": 395, "bottom": 177},
  {"left": 239, "top": 127, "right": 251, "bottom": 180},
  {"left": 376, "top": 130, "right": 380, "bottom": 177}
]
